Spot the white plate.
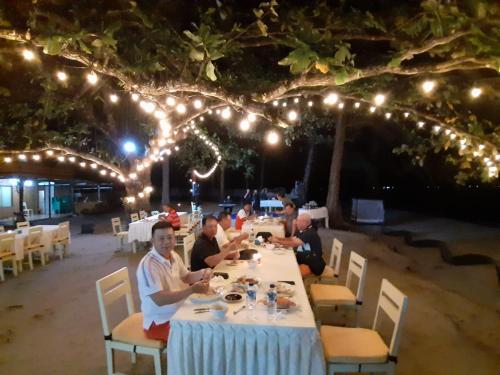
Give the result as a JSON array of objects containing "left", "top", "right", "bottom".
[
  {"left": 190, "top": 293, "right": 220, "bottom": 304},
  {"left": 276, "top": 282, "right": 295, "bottom": 296}
]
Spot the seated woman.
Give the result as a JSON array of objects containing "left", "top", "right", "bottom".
[
  {"left": 235, "top": 201, "right": 254, "bottom": 230},
  {"left": 270, "top": 213, "right": 325, "bottom": 277}
]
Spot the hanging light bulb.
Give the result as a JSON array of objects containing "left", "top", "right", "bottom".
[
  {"left": 421, "top": 80, "right": 436, "bottom": 94},
  {"left": 110, "top": 172, "right": 116, "bottom": 177},
  {"left": 18, "top": 154, "right": 27, "bottom": 161},
  {"left": 200, "top": 116, "right": 205, "bottom": 121},
  {"left": 266, "top": 131, "right": 280, "bottom": 145},
  {"left": 100, "top": 170, "right": 107, "bottom": 175},
  {"left": 176, "top": 103, "right": 186, "bottom": 114},
  {"left": 193, "top": 99, "right": 203, "bottom": 109},
  {"left": 385, "top": 112, "right": 392, "bottom": 119},
  {"left": 131, "top": 93, "right": 139, "bottom": 101},
  {"left": 221, "top": 107, "right": 231, "bottom": 119},
  {"left": 57, "top": 155, "right": 65, "bottom": 162},
  {"left": 272, "top": 100, "right": 279, "bottom": 107},
  {"left": 294, "top": 97, "right": 300, "bottom": 103},
  {"left": 22, "top": 49, "right": 35, "bottom": 61},
  {"left": 166, "top": 97, "right": 176, "bottom": 106},
  {"left": 373, "top": 94, "right": 386, "bottom": 106},
  {"left": 239, "top": 119, "right": 251, "bottom": 132},
  {"left": 32, "top": 154, "right": 41, "bottom": 161},
  {"left": 404, "top": 112, "right": 410, "bottom": 118},
  {"left": 307, "top": 101, "right": 313, "bottom": 107},
  {"left": 208, "top": 109, "right": 213, "bottom": 114},
  {"left": 433, "top": 125, "right": 441, "bottom": 133},
  {"left": 129, "top": 172, "right": 137, "bottom": 179},
  {"left": 338, "top": 102, "right": 344, "bottom": 110},
  {"left": 417, "top": 121, "right": 425, "bottom": 128},
  {"left": 470, "top": 87, "right": 482, "bottom": 98},
  {"left": 144, "top": 186, "right": 154, "bottom": 193},
  {"left": 140, "top": 101, "right": 156, "bottom": 113},
  {"left": 354, "top": 102, "right": 360, "bottom": 109},
  {"left": 56, "top": 71, "right": 68, "bottom": 82},
  {"left": 109, "top": 94, "right": 119, "bottom": 103},
  {"left": 46, "top": 150, "right": 54, "bottom": 156},
  {"left": 174, "top": 146, "right": 179, "bottom": 151},
  {"left": 323, "top": 93, "right": 338, "bottom": 105},
  {"left": 247, "top": 113, "right": 257, "bottom": 123},
  {"left": 68, "top": 156, "right": 76, "bottom": 163},
  {"left": 86, "top": 71, "right": 98, "bottom": 85},
  {"left": 287, "top": 110, "right": 298, "bottom": 121},
  {"left": 79, "top": 162, "right": 86, "bottom": 168},
  {"left": 166, "top": 149, "right": 172, "bottom": 155},
  {"left": 282, "top": 102, "right": 287, "bottom": 107},
  {"left": 90, "top": 163, "right": 97, "bottom": 169},
  {"left": 369, "top": 106, "right": 376, "bottom": 113},
  {"left": 4, "top": 157, "right": 12, "bottom": 163},
  {"left": 450, "top": 133, "right": 457, "bottom": 140},
  {"left": 154, "top": 110, "right": 166, "bottom": 119}
]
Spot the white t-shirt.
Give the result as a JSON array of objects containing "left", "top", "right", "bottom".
[
  {"left": 215, "top": 223, "right": 230, "bottom": 248},
  {"left": 136, "top": 248, "right": 189, "bottom": 328},
  {"left": 237, "top": 209, "right": 248, "bottom": 219}
]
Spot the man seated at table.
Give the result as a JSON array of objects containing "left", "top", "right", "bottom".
[
  {"left": 281, "top": 202, "right": 298, "bottom": 237},
  {"left": 270, "top": 213, "right": 325, "bottom": 277},
  {"left": 235, "top": 201, "right": 254, "bottom": 230},
  {"left": 216, "top": 211, "right": 249, "bottom": 250},
  {"left": 160, "top": 202, "right": 181, "bottom": 230},
  {"left": 137, "top": 221, "right": 212, "bottom": 343},
  {"left": 191, "top": 215, "right": 239, "bottom": 271}
]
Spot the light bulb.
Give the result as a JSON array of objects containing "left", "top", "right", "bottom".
[
  {"left": 144, "top": 186, "right": 153, "bottom": 193},
  {"left": 354, "top": 102, "right": 360, "bottom": 109},
  {"left": 131, "top": 93, "right": 139, "bottom": 101},
  {"left": 193, "top": 99, "right": 203, "bottom": 109},
  {"left": 4, "top": 157, "right": 12, "bottom": 163},
  {"left": 307, "top": 101, "right": 313, "bottom": 107},
  {"left": 369, "top": 106, "right": 376, "bottom": 113},
  {"left": 140, "top": 101, "right": 155, "bottom": 113},
  {"left": 272, "top": 100, "right": 279, "bottom": 106},
  {"left": 18, "top": 154, "right": 27, "bottom": 161},
  {"left": 404, "top": 112, "right": 410, "bottom": 118},
  {"left": 421, "top": 80, "right": 436, "bottom": 94},
  {"left": 221, "top": 107, "right": 231, "bottom": 119},
  {"left": 86, "top": 71, "right": 98, "bottom": 85},
  {"left": 324, "top": 93, "right": 339, "bottom": 105},
  {"left": 46, "top": 150, "right": 54, "bottom": 156},
  {"left": 338, "top": 102, "right": 344, "bottom": 110},
  {"left": 90, "top": 163, "right": 97, "bottom": 169},
  {"left": 239, "top": 119, "right": 251, "bottom": 131},
  {"left": 154, "top": 110, "right": 166, "bottom": 119},
  {"left": 282, "top": 102, "right": 287, "bottom": 107},
  {"left": 68, "top": 156, "right": 75, "bottom": 162},
  {"left": 176, "top": 103, "right": 186, "bottom": 114},
  {"left": 417, "top": 121, "right": 425, "bottom": 128},
  {"left": 247, "top": 113, "right": 257, "bottom": 123},
  {"left": 266, "top": 131, "right": 279, "bottom": 145},
  {"left": 57, "top": 155, "right": 65, "bottom": 162},
  {"left": 470, "top": 87, "right": 482, "bottom": 98},
  {"left": 109, "top": 94, "right": 119, "bottom": 103},
  {"left": 129, "top": 173, "right": 137, "bottom": 179},
  {"left": 294, "top": 97, "right": 299, "bottom": 103},
  {"left": 287, "top": 110, "right": 298, "bottom": 121},
  {"left": 22, "top": 49, "right": 35, "bottom": 61},
  {"left": 373, "top": 94, "right": 385, "bottom": 106},
  {"left": 100, "top": 170, "right": 107, "bottom": 175},
  {"left": 32, "top": 154, "right": 41, "bottom": 161},
  {"left": 166, "top": 97, "right": 176, "bottom": 106},
  {"left": 79, "top": 162, "right": 86, "bottom": 168},
  {"left": 385, "top": 112, "right": 392, "bottom": 119},
  {"left": 56, "top": 71, "right": 68, "bottom": 81}
]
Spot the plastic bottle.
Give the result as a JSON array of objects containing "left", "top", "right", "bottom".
[
  {"left": 246, "top": 282, "right": 257, "bottom": 310},
  {"left": 266, "top": 283, "right": 277, "bottom": 318}
]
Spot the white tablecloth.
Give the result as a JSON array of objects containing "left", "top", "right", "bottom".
[
  {"left": 241, "top": 220, "right": 285, "bottom": 238},
  {"left": 167, "top": 246, "right": 325, "bottom": 375},
  {"left": 10, "top": 225, "right": 62, "bottom": 261},
  {"left": 127, "top": 212, "right": 188, "bottom": 243},
  {"left": 299, "top": 207, "right": 329, "bottom": 228}
]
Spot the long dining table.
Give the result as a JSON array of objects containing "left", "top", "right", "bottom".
[{"left": 167, "top": 244, "right": 325, "bottom": 375}]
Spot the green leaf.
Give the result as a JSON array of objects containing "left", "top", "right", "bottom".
[
  {"left": 253, "top": 9, "right": 264, "bottom": 18},
  {"left": 333, "top": 45, "right": 351, "bottom": 65},
  {"left": 206, "top": 61, "right": 217, "bottom": 81},
  {"left": 91, "top": 39, "right": 103, "bottom": 48},
  {"left": 278, "top": 46, "right": 318, "bottom": 74},
  {"left": 189, "top": 48, "right": 205, "bottom": 61},
  {"left": 183, "top": 30, "right": 202, "bottom": 44},
  {"left": 387, "top": 56, "right": 402, "bottom": 68},
  {"left": 78, "top": 40, "right": 92, "bottom": 54},
  {"left": 257, "top": 20, "right": 268, "bottom": 36},
  {"left": 44, "top": 37, "right": 63, "bottom": 55}
]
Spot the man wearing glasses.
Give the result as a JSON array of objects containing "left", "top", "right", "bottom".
[{"left": 137, "top": 221, "right": 212, "bottom": 343}]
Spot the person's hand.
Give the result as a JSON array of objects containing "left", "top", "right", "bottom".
[
  {"left": 240, "top": 232, "right": 249, "bottom": 240},
  {"left": 191, "top": 280, "right": 210, "bottom": 294},
  {"left": 200, "top": 268, "right": 213, "bottom": 281},
  {"left": 232, "top": 251, "right": 240, "bottom": 260}
]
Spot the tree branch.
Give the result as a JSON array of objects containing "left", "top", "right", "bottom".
[{"left": 399, "top": 31, "right": 471, "bottom": 62}]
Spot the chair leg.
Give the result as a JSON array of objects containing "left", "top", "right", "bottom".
[
  {"left": 12, "top": 259, "right": 17, "bottom": 276},
  {"left": 355, "top": 306, "right": 359, "bottom": 327},
  {"left": 40, "top": 251, "right": 46, "bottom": 266},
  {"left": 17, "top": 260, "right": 23, "bottom": 272},
  {"left": 131, "top": 351, "right": 137, "bottom": 364},
  {"left": 132, "top": 240, "right": 137, "bottom": 254},
  {"left": 105, "top": 344, "right": 114, "bottom": 375},
  {"left": 0, "top": 262, "right": 4, "bottom": 282},
  {"left": 153, "top": 350, "right": 162, "bottom": 375},
  {"left": 28, "top": 252, "right": 34, "bottom": 270}
]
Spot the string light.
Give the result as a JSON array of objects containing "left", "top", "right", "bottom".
[
  {"left": 404, "top": 112, "right": 410, "bottom": 118},
  {"left": 86, "top": 71, "right": 98, "bottom": 85},
  {"left": 307, "top": 101, "right": 313, "bottom": 107},
  {"left": 4, "top": 157, "right": 12, "bottom": 163},
  {"left": 433, "top": 125, "right": 441, "bottom": 133},
  {"left": 140, "top": 101, "right": 155, "bottom": 113},
  {"left": 90, "top": 163, "right": 97, "bottom": 169},
  {"left": 470, "top": 87, "right": 482, "bottom": 98},
  {"left": 385, "top": 112, "right": 392, "bottom": 119},
  {"left": 100, "top": 170, "right": 107, "bottom": 175},
  {"left": 79, "top": 162, "right": 86, "bottom": 168},
  {"left": 221, "top": 107, "right": 231, "bottom": 119},
  {"left": 354, "top": 102, "right": 360, "bottom": 109},
  {"left": 32, "top": 154, "right": 40, "bottom": 161},
  {"left": 144, "top": 186, "right": 153, "bottom": 193},
  {"left": 154, "top": 110, "right": 166, "bottom": 119},
  {"left": 18, "top": 154, "right": 27, "bottom": 161},
  {"left": 247, "top": 113, "right": 257, "bottom": 123},
  {"left": 373, "top": 94, "right": 386, "bottom": 106},
  {"left": 129, "top": 172, "right": 137, "bottom": 179},
  {"left": 338, "top": 102, "right": 344, "bottom": 110},
  {"left": 138, "top": 192, "right": 145, "bottom": 198},
  {"left": 57, "top": 155, "right": 65, "bottom": 162},
  {"left": 421, "top": 80, "right": 436, "bottom": 94},
  {"left": 282, "top": 102, "right": 287, "bottom": 107},
  {"left": 193, "top": 99, "right": 203, "bottom": 109},
  {"left": 369, "top": 106, "right": 376, "bottom": 113},
  {"left": 272, "top": 100, "right": 279, "bottom": 106},
  {"left": 68, "top": 156, "right": 75, "bottom": 162},
  {"left": 239, "top": 119, "right": 251, "bottom": 131},
  {"left": 294, "top": 98, "right": 299, "bottom": 103},
  {"left": 131, "top": 93, "right": 139, "bottom": 101},
  {"left": 176, "top": 103, "right": 186, "bottom": 114},
  {"left": 324, "top": 93, "right": 339, "bottom": 105},
  {"left": 166, "top": 97, "right": 176, "bottom": 106},
  {"left": 266, "top": 131, "right": 280, "bottom": 145},
  {"left": 109, "top": 94, "right": 119, "bottom": 103},
  {"left": 287, "top": 110, "right": 298, "bottom": 121},
  {"left": 22, "top": 49, "right": 35, "bottom": 61},
  {"left": 56, "top": 71, "right": 68, "bottom": 82},
  {"left": 417, "top": 121, "right": 425, "bottom": 128}
]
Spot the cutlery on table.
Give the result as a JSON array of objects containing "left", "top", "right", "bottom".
[{"left": 233, "top": 305, "right": 246, "bottom": 315}]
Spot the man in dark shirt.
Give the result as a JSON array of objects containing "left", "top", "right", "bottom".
[
  {"left": 270, "top": 213, "right": 325, "bottom": 277},
  {"left": 190, "top": 215, "right": 237, "bottom": 271}
]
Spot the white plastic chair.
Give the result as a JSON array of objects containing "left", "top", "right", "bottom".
[
  {"left": 319, "top": 238, "right": 343, "bottom": 284},
  {"left": 111, "top": 218, "right": 129, "bottom": 251},
  {"left": 182, "top": 233, "right": 195, "bottom": 269},
  {"left": 139, "top": 210, "right": 148, "bottom": 220},
  {"left": 311, "top": 251, "right": 368, "bottom": 326},
  {"left": 0, "top": 233, "right": 17, "bottom": 281},
  {"left": 24, "top": 226, "right": 47, "bottom": 270},
  {"left": 23, "top": 202, "right": 33, "bottom": 218},
  {"left": 17, "top": 221, "right": 30, "bottom": 229},
  {"left": 52, "top": 221, "right": 70, "bottom": 260},
  {"left": 130, "top": 213, "right": 140, "bottom": 222},
  {"left": 96, "top": 267, "right": 166, "bottom": 375},
  {"left": 321, "top": 279, "right": 408, "bottom": 375}
]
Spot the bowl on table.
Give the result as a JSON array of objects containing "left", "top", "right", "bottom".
[{"left": 210, "top": 302, "right": 228, "bottom": 319}]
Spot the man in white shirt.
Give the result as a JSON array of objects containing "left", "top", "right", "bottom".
[
  {"left": 137, "top": 221, "right": 212, "bottom": 343},
  {"left": 215, "top": 211, "right": 249, "bottom": 251}
]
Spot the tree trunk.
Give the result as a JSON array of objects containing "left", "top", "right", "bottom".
[
  {"left": 124, "top": 166, "right": 152, "bottom": 212},
  {"left": 303, "top": 142, "right": 316, "bottom": 201},
  {"left": 18, "top": 178, "right": 24, "bottom": 215},
  {"left": 219, "top": 162, "right": 225, "bottom": 202},
  {"left": 326, "top": 111, "right": 348, "bottom": 229},
  {"left": 259, "top": 151, "right": 266, "bottom": 189},
  {"left": 162, "top": 156, "right": 170, "bottom": 205}
]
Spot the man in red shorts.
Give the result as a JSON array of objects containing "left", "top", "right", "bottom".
[{"left": 136, "top": 221, "right": 212, "bottom": 343}]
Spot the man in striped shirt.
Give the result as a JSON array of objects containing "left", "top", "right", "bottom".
[
  {"left": 137, "top": 221, "right": 212, "bottom": 343},
  {"left": 161, "top": 202, "right": 181, "bottom": 230}
]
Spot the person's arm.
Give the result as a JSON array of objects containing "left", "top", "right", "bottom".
[
  {"left": 204, "top": 247, "right": 233, "bottom": 267},
  {"left": 150, "top": 280, "right": 209, "bottom": 306},
  {"left": 182, "top": 268, "right": 212, "bottom": 285},
  {"left": 270, "top": 235, "right": 303, "bottom": 248}
]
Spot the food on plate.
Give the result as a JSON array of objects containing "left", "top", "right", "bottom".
[
  {"left": 260, "top": 296, "right": 296, "bottom": 309},
  {"left": 236, "top": 276, "right": 259, "bottom": 285},
  {"left": 276, "top": 282, "right": 294, "bottom": 296},
  {"left": 223, "top": 293, "right": 243, "bottom": 303}
]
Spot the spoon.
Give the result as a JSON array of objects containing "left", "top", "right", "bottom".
[{"left": 233, "top": 305, "right": 247, "bottom": 315}]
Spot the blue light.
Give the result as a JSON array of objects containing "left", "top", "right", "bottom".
[{"left": 123, "top": 141, "right": 137, "bottom": 154}]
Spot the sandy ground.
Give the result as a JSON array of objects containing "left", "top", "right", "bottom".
[{"left": 0, "top": 208, "right": 499, "bottom": 375}]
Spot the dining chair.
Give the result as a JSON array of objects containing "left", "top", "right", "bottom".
[
  {"left": 319, "top": 238, "right": 343, "bottom": 284},
  {"left": 130, "top": 213, "right": 140, "bottom": 222},
  {"left": 0, "top": 233, "right": 17, "bottom": 281},
  {"left": 52, "top": 221, "right": 70, "bottom": 260},
  {"left": 182, "top": 233, "right": 196, "bottom": 269},
  {"left": 320, "top": 278, "right": 408, "bottom": 375},
  {"left": 96, "top": 267, "right": 166, "bottom": 375},
  {"left": 24, "top": 226, "right": 47, "bottom": 270},
  {"left": 16, "top": 221, "right": 30, "bottom": 229},
  {"left": 310, "top": 251, "right": 367, "bottom": 326},
  {"left": 111, "top": 218, "right": 129, "bottom": 251},
  {"left": 139, "top": 210, "right": 148, "bottom": 220}
]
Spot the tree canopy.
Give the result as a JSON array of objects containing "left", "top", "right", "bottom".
[{"left": 0, "top": 0, "right": 499, "bottom": 201}]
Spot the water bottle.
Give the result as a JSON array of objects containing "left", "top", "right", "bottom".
[
  {"left": 246, "top": 282, "right": 257, "bottom": 310},
  {"left": 266, "top": 283, "right": 277, "bottom": 318}
]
